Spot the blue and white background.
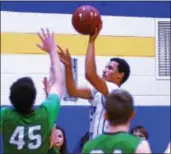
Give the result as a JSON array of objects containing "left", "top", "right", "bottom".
[{"left": 1, "top": 1, "right": 170, "bottom": 153}]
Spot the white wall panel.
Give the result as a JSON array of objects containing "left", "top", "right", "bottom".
[
  {"left": 1, "top": 11, "right": 156, "bottom": 37},
  {"left": 1, "top": 55, "right": 156, "bottom": 76},
  {"left": 1, "top": 74, "right": 169, "bottom": 96},
  {"left": 1, "top": 54, "right": 170, "bottom": 106}
]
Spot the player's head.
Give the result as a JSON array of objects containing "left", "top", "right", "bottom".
[
  {"left": 80, "top": 132, "right": 89, "bottom": 150},
  {"left": 9, "top": 77, "right": 36, "bottom": 115},
  {"left": 104, "top": 89, "right": 134, "bottom": 126},
  {"left": 55, "top": 125, "right": 68, "bottom": 154},
  {"left": 130, "top": 125, "right": 149, "bottom": 140},
  {"left": 102, "top": 58, "right": 130, "bottom": 86}
]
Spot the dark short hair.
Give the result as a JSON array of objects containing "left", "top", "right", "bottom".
[
  {"left": 110, "top": 58, "right": 130, "bottom": 84},
  {"left": 80, "top": 132, "right": 89, "bottom": 149},
  {"left": 105, "top": 89, "right": 134, "bottom": 126},
  {"left": 9, "top": 77, "right": 36, "bottom": 115},
  {"left": 130, "top": 125, "right": 149, "bottom": 139}
]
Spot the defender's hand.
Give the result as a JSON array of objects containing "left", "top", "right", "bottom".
[{"left": 37, "top": 28, "right": 57, "bottom": 52}]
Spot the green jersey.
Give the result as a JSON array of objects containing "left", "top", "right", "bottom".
[
  {"left": 47, "top": 147, "right": 60, "bottom": 154},
  {"left": 0, "top": 94, "right": 60, "bottom": 154},
  {"left": 82, "top": 132, "right": 142, "bottom": 154}
]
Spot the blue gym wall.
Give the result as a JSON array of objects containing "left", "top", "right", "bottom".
[{"left": 1, "top": 106, "right": 170, "bottom": 153}]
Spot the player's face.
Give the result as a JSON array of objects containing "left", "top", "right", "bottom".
[
  {"left": 54, "top": 129, "right": 64, "bottom": 148},
  {"left": 102, "top": 61, "right": 121, "bottom": 82}
]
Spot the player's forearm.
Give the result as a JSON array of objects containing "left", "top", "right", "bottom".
[
  {"left": 49, "top": 48, "right": 64, "bottom": 86},
  {"left": 65, "top": 66, "right": 77, "bottom": 96},
  {"left": 85, "top": 41, "right": 97, "bottom": 79},
  {"left": 49, "top": 48, "right": 64, "bottom": 98},
  {"left": 46, "top": 67, "right": 55, "bottom": 98}
]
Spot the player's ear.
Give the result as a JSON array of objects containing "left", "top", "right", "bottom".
[
  {"left": 117, "top": 72, "right": 124, "bottom": 80},
  {"left": 129, "top": 111, "right": 135, "bottom": 120}
]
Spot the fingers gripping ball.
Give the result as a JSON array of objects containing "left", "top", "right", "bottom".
[{"left": 72, "top": 5, "right": 102, "bottom": 35}]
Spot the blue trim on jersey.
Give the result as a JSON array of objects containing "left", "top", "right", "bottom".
[
  {"left": 101, "top": 96, "right": 107, "bottom": 133},
  {"left": 101, "top": 95, "right": 105, "bottom": 108},
  {"left": 89, "top": 105, "right": 97, "bottom": 139},
  {"left": 89, "top": 132, "right": 93, "bottom": 140},
  {"left": 101, "top": 95, "right": 106, "bottom": 132},
  {"left": 96, "top": 95, "right": 106, "bottom": 136}
]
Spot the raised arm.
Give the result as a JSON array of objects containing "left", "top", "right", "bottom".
[
  {"left": 49, "top": 47, "right": 64, "bottom": 99},
  {"left": 57, "top": 46, "right": 92, "bottom": 99},
  {"left": 85, "top": 24, "right": 109, "bottom": 96},
  {"left": 37, "top": 28, "right": 64, "bottom": 99}
]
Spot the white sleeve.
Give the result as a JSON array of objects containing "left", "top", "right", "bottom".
[
  {"left": 105, "top": 81, "right": 119, "bottom": 94},
  {"left": 136, "top": 140, "right": 152, "bottom": 153},
  {"left": 88, "top": 81, "right": 119, "bottom": 105},
  {"left": 90, "top": 87, "right": 98, "bottom": 98},
  {"left": 165, "top": 142, "right": 170, "bottom": 153},
  {"left": 88, "top": 86, "right": 98, "bottom": 106}
]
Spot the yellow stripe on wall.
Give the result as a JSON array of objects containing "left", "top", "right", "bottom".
[{"left": 1, "top": 33, "right": 155, "bottom": 56}]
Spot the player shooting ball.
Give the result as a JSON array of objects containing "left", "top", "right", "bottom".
[
  {"left": 42, "top": 5, "right": 130, "bottom": 140},
  {"left": 0, "top": 28, "right": 64, "bottom": 154},
  {"left": 54, "top": 25, "right": 130, "bottom": 140},
  {"left": 82, "top": 89, "right": 152, "bottom": 154}
]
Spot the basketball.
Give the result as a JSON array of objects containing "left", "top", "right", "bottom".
[{"left": 72, "top": 5, "right": 102, "bottom": 35}]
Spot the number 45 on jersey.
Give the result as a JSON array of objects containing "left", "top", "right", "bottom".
[{"left": 10, "top": 125, "right": 42, "bottom": 150}]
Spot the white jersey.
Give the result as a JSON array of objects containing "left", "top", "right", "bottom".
[
  {"left": 165, "top": 142, "right": 170, "bottom": 153},
  {"left": 89, "top": 81, "right": 119, "bottom": 139}
]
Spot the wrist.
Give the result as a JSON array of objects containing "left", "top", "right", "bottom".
[
  {"left": 65, "top": 63, "right": 72, "bottom": 69},
  {"left": 49, "top": 46, "right": 58, "bottom": 53},
  {"left": 89, "top": 39, "right": 95, "bottom": 44}
]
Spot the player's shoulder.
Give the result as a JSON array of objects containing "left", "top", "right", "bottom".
[
  {"left": 105, "top": 81, "right": 118, "bottom": 87},
  {"left": 105, "top": 81, "right": 119, "bottom": 93},
  {"left": 1, "top": 107, "right": 8, "bottom": 112},
  {"left": 40, "top": 93, "right": 60, "bottom": 107},
  {"left": 84, "top": 134, "right": 105, "bottom": 147},
  {"left": 1, "top": 107, "right": 16, "bottom": 122},
  {"left": 116, "top": 133, "right": 144, "bottom": 153},
  {"left": 125, "top": 133, "right": 142, "bottom": 143},
  {"left": 117, "top": 132, "right": 142, "bottom": 147},
  {"left": 1, "top": 107, "right": 13, "bottom": 115},
  {"left": 82, "top": 139, "right": 96, "bottom": 153},
  {"left": 83, "top": 135, "right": 106, "bottom": 153}
]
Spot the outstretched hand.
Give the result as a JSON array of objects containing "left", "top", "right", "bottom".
[
  {"left": 37, "top": 28, "right": 57, "bottom": 52},
  {"left": 89, "top": 23, "right": 102, "bottom": 42},
  {"left": 57, "top": 45, "right": 72, "bottom": 67}
]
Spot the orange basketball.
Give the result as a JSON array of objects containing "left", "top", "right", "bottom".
[{"left": 72, "top": 5, "right": 102, "bottom": 35}]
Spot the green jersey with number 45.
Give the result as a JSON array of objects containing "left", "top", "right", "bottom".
[
  {"left": 82, "top": 132, "right": 142, "bottom": 154},
  {"left": 0, "top": 94, "right": 60, "bottom": 154}
]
